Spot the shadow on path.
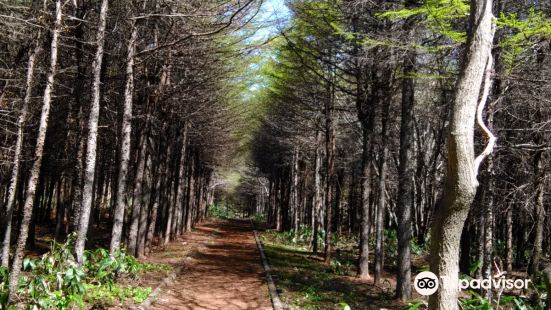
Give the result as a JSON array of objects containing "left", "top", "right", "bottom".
[{"left": 149, "top": 219, "right": 272, "bottom": 310}]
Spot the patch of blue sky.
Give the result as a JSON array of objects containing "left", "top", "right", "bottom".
[
  {"left": 250, "top": 0, "right": 291, "bottom": 42},
  {"left": 234, "top": 0, "right": 291, "bottom": 99}
]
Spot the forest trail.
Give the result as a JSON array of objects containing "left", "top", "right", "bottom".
[{"left": 148, "top": 219, "right": 273, "bottom": 310}]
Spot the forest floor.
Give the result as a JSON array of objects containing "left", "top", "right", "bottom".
[
  {"left": 258, "top": 227, "right": 411, "bottom": 310},
  {"left": 145, "top": 219, "right": 273, "bottom": 310}
]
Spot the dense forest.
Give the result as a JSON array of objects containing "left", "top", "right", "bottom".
[{"left": 0, "top": 0, "right": 550, "bottom": 309}]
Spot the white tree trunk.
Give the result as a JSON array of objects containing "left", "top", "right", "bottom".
[
  {"left": 8, "top": 0, "right": 62, "bottom": 303},
  {"left": 176, "top": 125, "right": 188, "bottom": 235},
  {"left": 76, "top": 0, "right": 109, "bottom": 264},
  {"left": 0, "top": 32, "right": 42, "bottom": 268},
  {"left": 110, "top": 21, "right": 138, "bottom": 254},
  {"left": 429, "top": 0, "right": 494, "bottom": 308}
]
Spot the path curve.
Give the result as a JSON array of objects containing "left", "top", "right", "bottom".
[{"left": 148, "top": 219, "right": 272, "bottom": 310}]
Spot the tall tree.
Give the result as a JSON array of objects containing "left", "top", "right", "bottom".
[
  {"left": 0, "top": 30, "right": 42, "bottom": 267},
  {"left": 429, "top": 0, "right": 495, "bottom": 308},
  {"left": 110, "top": 19, "right": 138, "bottom": 254},
  {"left": 8, "top": 0, "right": 63, "bottom": 302},
  {"left": 396, "top": 49, "right": 416, "bottom": 300},
  {"left": 75, "top": 0, "right": 109, "bottom": 264}
]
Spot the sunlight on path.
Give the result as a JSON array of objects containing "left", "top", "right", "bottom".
[{"left": 148, "top": 220, "right": 272, "bottom": 310}]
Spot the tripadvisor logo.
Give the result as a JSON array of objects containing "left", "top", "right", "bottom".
[
  {"left": 413, "top": 271, "right": 531, "bottom": 296},
  {"left": 414, "top": 271, "right": 439, "bottom": 296}
]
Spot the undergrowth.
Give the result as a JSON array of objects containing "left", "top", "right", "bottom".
[
  {"left": 208, "top": 202, "right": 237, "bottom": 219},
  {"left": 0, "top": 233, "right": 170, "bottom": 309},
  {"left": 260, "top": 230, "right": 400, "bottom": 310}
]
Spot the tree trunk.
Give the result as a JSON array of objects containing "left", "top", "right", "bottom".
[
  {"left": 429, "top": 0, "right": 494, "bottom": 308},
  {"left": 481, "top": 105, "right": 495, "bottom": 300},
  {"left": 75, "top": 0, "right": 108, "bottom": 264},
  {"left": 324, "top": 95, "right": 336, "bottom": 264},
  {"left": 176, "top": 126, "right": 188, "bottom": 235},
  {"left": 312, "top": 131, "right": 322, "bottom": 253},
  {"left": 184, "top": 153, "right": 195, "bottom": 233},
  {"left": 358, "top": 124, "right": 372, "bottom": 279},
  {"left": 292, "top": 147, "right": 299, "bottom": 239},
  {"left": 1, "top": 31, "right": 42, "bottom": 267},
  {"left": 396, "top": 49, "right": 416, "bottom": 300},
  {"left": 8, "top": 0, "right": 62, "bottom": 302},
  {"left": 275, "top": 177, "right": 283, "bottom": 232},
  {"left": 505, "top": 206, "right": 513, "bottom": 272},
  {"left": 110, "top": 20, "right": 138, "bottom": 254},
  {"left": 481, "top": 173, "right": 494, "bottom": 300},
  {"left": 137, "top": 148, "right": 152, "bottom": 258},
  {"left": 375, "top": 95, "right": 390, "bottom": 285},
  {"left": 528, "top": 150, "right": 545, "bottom": 275},
  {"left": 55, "top": 177, "right": 65, "bottom": 240},
  {"left": 127, "top": 135, "right": 147, "bottom": 256}
]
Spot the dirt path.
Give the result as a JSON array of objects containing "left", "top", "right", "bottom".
[{"left": 148, "top": 219, "right": 273, "bottom": 310}]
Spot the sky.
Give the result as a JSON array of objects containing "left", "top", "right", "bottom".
[
  {"left": 236, "top": 0, "right": 291, "bottom": 95},
  {"left": 251, "top": 0, "right": 291, "bottom": 42}
]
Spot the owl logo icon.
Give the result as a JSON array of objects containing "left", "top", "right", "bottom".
[{"left": 414, "top": 271, "right": 439, "bottom": 296}]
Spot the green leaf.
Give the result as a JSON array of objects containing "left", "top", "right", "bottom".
[{"left": 468, "top": 260, "right": 481, "bottom": 276}]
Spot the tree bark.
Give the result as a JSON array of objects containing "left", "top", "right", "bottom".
[
  {"left": 375, "top": 95, "right": 390, "bottom": 285},
  {"left": 1, "top": 31, "right": 42, "bottom": 267},
  {"left": 292, "top": 147, "right": 299, "bottom": 239},
  {"left": 128, "top": 135, "right": 147, "bottom": 256},
  {"left": 75, "top": 0, "right": 108, "bottom": 264},
  {"left": 8, "top": 0, "right": 62, "bottom": 303},
  {"left": 358, "top": 124, "right": 372, "bottom": 279},
  {"left": 184, "top": 152, "right": 195, "bottom": 233},
  {"left": 137, "top": 146, "right": 152, "bottom": 258},
  {"left": 110, "top": 20, "right": 138, "bottom": 254},
  {"left": 396, "top": 49, "right": 416, "bottom": 299},
  {"left": 312, "top": 131, "right": 322, "bottom": 253},
  {"left": 505, "top": 206, "right": 513, "bottom": 272},
  {"left": 175, "top": 125, "right": 189, "bottom": 235},
  {"left": 323, "top": 89, "right": 336, "bottom": 264},
  {"left": 429, "top": 0, "right": 494, "bottom": 308},
  {"left": 481, "top": 171, "right": 494, "bottom": 300},
  {"left": 528, "top": 150, "right": 545, "bottom": 275}
]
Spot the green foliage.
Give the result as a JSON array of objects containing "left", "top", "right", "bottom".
[
  {"left": 511, "top": 295, "right": 547, "bottom": 310},
  {"left": 20, "top": 234, "right": 86, "bottom": 309},
  {"left": 303, "top": 286, "right": 322, "bottom": 302},
  {"left": 523, "top": 272, "right": 548, "bottom": 309},
  {"left": 260, "top": 233, "right": 387, "bottom": 310},
  {"left": 378, "top": 0, "right": 551, "bottom": 65},
  {"left": 208, "top": 202, "right": 237, "bottom": 219},
  {"left": 84, "top": 283, "right": 152, "bottom": 307},
  {"left": 379, "top": 0, "right": 469, "bottom": 43},
  {"left": 410, "top": 238, "right": 429, "bottom": 256},
  {"left": 497, "top": 8, "right": 551, "bottom": 72},
  {"left": 404, "top": 300, "right": 428, "bottom": 310},
  {"left": 6, "top": 234, "right": 163, "bottom": 309},
  {"left": 330, "top": 258, "right": 354, "bottom": 276},
  {"left": 458, "top": 290, "right": 546, "bottom": 310},
  {"left": 253, "top": 212, "right": 266, "bottom": 223},
  {"left": 0, "top": 266, "right": 9, "bottom": 309},
  {"left": 84, "top": 247, "right": 169, "bottom": 286},
  {"left": 368, "top": 229, "right": 402, "bottom": 265},
  {"left": 467, "top": 260, "right": 481, "bottom": 277},
  {"left": 459, "top": 291, "right": 493, "bottom": 310}
]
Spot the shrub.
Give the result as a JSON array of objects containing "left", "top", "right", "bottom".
[
  {"left": 208, "top": 202, "right": 237, "bottom": 219},
  {"left": 0, "top": 266, "right": 9, "bottom": 309},
  {"left": 4, "top": 233, "right": 166, "bottom": 309}
]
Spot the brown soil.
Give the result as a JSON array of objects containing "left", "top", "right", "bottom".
[{"left": 148, "top": 219, "right": 272, "bottom": 310}]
